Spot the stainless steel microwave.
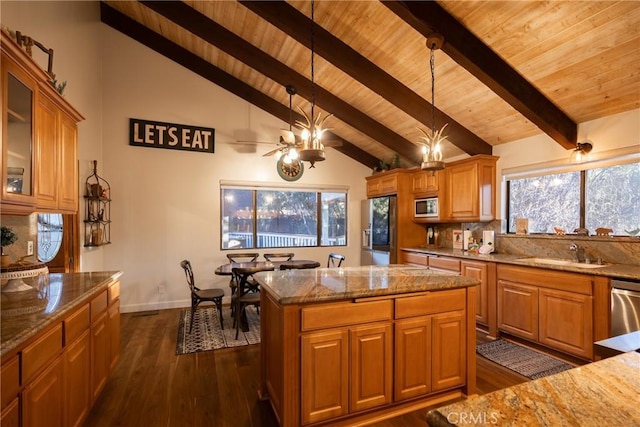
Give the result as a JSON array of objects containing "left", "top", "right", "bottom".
[{"left": 415, "top": 197, "right": 438, "bottom": 218}]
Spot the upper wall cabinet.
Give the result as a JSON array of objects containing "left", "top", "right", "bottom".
[
  {"left": 411, "top": 169, "right": 442, "bottom": 197},
  {"left": 444, "top": 155, "right": 498, "bottom": 222},
  {"left": 366, "top": 170, "right": 401, "bottom": 198},
  {"left": 1, "top": 32, "right": 84, "bottom": 215}
]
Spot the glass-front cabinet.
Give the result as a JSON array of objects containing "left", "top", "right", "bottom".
[{"left": 2, "top": 52, "right": 36, "bottom": 209}]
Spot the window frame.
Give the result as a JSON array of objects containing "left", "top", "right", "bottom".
[
  {"left": 220, "top": 181, "right": 348, "bottom": 250},
  {"left": 503, "top": 147, "right": 639, "bottom": 236}
]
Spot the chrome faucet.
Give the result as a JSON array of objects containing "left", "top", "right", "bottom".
[{"left": 569, "top": 242, "right": 586, "bottom": 263}]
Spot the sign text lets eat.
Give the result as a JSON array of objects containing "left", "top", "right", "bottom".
[{"left": 129, "top": 118, "right": 215, "bottom": 154}]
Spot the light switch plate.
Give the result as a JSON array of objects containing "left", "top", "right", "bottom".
[{"left": 27, "top": 241, "right": 34, "bottom": 256}]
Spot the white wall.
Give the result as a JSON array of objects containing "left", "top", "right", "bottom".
[
  {"left": 100, "top": 27, "right": 370, "bottom": 312},
  {"left": 493, "top": 109, "right": 640, "bottom": 219}
]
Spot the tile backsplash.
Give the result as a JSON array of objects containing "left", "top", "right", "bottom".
[
  {"left": 1, "top": 215, "right": 38, "bottom": 263},
  {"left": 423, "top": 220, "right": 639, "bottom": 266}
]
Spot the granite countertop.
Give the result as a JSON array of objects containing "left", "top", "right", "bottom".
[
  {"left": 402, "top": 247, "right": 640, "bottom": 280},
  {"left": 1, "top": 271, "right": 122, "bottom": 358},
  {"left": 254, "top": 264, "right": 479, "bottom": 305},
  {"left": 426, "top": 351, "right": 640, "bottom": 426}
]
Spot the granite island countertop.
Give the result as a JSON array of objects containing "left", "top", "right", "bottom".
[
  {"left": 254, "top": 264, "right": 479, "bottom": 305},
  {"left": 1, "top": 271, "right": 122, "bottom": 358},
  {"left": 426, "top": 351, "right": 640, "bottom": 426},
  {"left": 402, "top": 247, "right": 640, "bottom": 280}
]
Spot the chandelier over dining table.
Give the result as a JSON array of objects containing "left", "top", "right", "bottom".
[{"left": 295, "top": 0, "right": 332, "bottom": 168}]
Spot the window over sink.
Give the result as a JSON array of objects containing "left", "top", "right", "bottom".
[
  {"left": 506, "top": 151, "right": 639, "bottom": 236},
  {"left": 220, "top": 183, "right": 347, "bottom": 250}
]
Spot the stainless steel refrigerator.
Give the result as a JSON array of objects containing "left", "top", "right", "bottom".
[{"left": 361, "top": 196, "right": 397, "bottom": 265}]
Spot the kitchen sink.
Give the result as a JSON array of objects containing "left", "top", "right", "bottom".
[{"left": 515, "top": 258, "right": 608, "bottom": 268}]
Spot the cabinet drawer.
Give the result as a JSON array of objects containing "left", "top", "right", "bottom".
[
  {"left": 1, "top": 355, "right": 20, "bottom": 410},
  {"left": 301, "top": 300, "right": 393, "bottom": 331},
  {"left": 22, "top": 323, "right": 63, "bottom": 385},
  {"left": 428, "top": 256, "right": 460, "bottom": 272},
  {"left": 65, "top": 303, "right": 90, "bottom": 345},
  {"left": 497, "top": 265, "right": 593, "bottom": 295},
  {"left": 91, "top": 290, "right": 108, "bottom": 322},
  {"left": 402, "top": 252, "right": 428, "bottom": 267},
  {"left": 108, "top": 280, "right": 120, "bottom": 304},
  {"left": 395, "top": 289, "right": 465, "bottom": 319}
]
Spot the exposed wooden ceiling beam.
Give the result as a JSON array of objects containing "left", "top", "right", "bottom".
[
  {"left": 99, "top": 2, "right": 380, "bottom": 169},
  {"left": 383, "top": 0, "right": 578, "bottom": 150},
  {"left": 140, "top": 0, "right": 423, "bottom": 164},
  {"left": 239, "top": 0, "right": 492, "bottom": 156}
]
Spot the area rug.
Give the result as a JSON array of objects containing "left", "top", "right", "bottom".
[
  {"left": 175, "top": 306, "right": 260, "bottom": 355},
  {"left": 476, "top": 339, "right": 574, "bottom": 380}
]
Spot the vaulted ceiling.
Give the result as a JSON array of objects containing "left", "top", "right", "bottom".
[{"left": 101, "top": 1, "right": 640, "bottom": 169}]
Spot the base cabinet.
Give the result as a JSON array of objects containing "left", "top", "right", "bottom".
[
  {"left": 22, "top": 356, "right": 64, "bottom": 427},
  {"left": 267, "top": 286, "right": 475, "bottom": 427},
  {"left": 497, "top": 265, "right": 594, "bottom": 360},
  {"left": 301, "top": 330, "right": 349, "bottom": 425},
  {"left": 65, "top": 332, "right": 91, "bottom": 427},
  {"left": 0, "top": 279, "right": 120, "bottom": 427},
  {"left": 497, "top": 280, "right": 539, "bottom": 341}
]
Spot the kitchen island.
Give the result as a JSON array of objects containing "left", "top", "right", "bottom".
[
  {"left": 254, "top": 265, "right": 479, "bottom": 427},
  {"left": 426, "top": 351, "right": 640, "bottom": 426}
]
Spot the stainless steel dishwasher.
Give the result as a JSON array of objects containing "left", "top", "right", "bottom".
[{"left": 611, "top": 279, "right": 640, "bottom": 336}]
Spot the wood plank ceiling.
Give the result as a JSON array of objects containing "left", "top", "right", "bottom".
[{"left": 101, "top": 1, "right": 640, "bottom": 169}]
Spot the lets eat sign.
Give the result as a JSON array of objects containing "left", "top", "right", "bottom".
[{"left": 129, "top": 118, "right": 215, "bottom": 154}]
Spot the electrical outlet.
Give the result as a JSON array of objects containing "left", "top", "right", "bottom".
[
  {"left": 27, "top": 241, "right": 34, "bottom": 256},
  {"left": 158, "top": 285, "right": 166, "bottom": 294}
]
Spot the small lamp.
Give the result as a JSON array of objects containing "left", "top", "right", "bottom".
[{"left": 570, "top": 141, "right": 593, "bottom": 163}]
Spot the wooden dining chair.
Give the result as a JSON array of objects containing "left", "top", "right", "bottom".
[
  {"left": 226, "top": 252, "right": 259, "bottom": 288},
  {"left": 180, "top": 260, "right": 225, "bottom": 332},
  {"left": 327, "top": 253, "right": 345, "bottom": 267},
  {"left": 232, "top": 265, "right": 272, "bottom": 339},
  {"left": 263, "top": 253, "right": 294, "bottom": 262}
]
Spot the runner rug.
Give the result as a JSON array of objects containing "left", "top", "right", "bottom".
[
  {"left": 476, "top": 339, "right": 574, "bottom": 380},
  {"left": 175, "top": 306, "right": 260, "bottom": 355}
]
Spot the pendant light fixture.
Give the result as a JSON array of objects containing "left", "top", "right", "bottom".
[
  {"left": 296, "top": 0, "right": 332, "bottom": 168},
  {"left": 419, "top": 33, "right": 447, "bottom": 171}
]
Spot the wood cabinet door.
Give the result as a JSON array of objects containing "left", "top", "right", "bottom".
[
  {"left": 65, "top": 331, "right": 91, "bottom": 427},
  {"left": 412, "top": 170, "right": 439, "bottom": 195},
  {"left": 22, "top": 355, "right": 64, "bottom": 427},
  {"left": 394, "top": 317, "right": 431, "bottom": 401},
  {"left": 497, "top": 280, "right": 539, "bottom": 340},
  {"left": 91, "top": 312, "right": 110, "bottom": 404},
  {"left": 539, "top": 288, "right": 593, "bottom": 359},
  {"left": 1, "top": 398, "right": 19, "bottom": 427},
  {"left": 431, "top": 311, "right": 465, "bottom": 391},
  {"left": 446, "top": 162, "right": 478, "bottom": 221},
  {"left": 349, "top": 323, "right": 392, "bottom": 413},
  {"left": 108, "top": 300, "right": 121, "bottom": 372},
  {"left": 461, "top": 261, "right": 488, "bottom": 325},
  {"left": 58, "top": 111, "right": 78, "bottom": 212},
  {"left": 35, "top": 93, "right": 59, "bottom": 209},
  {"left": 301, "top": 329, "right": 349, "bottom": 425}
]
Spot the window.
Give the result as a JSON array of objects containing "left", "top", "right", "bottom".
[
  {"left": 37, "top": 213, "right": 63, "bottom": 262},
  {"left": 221, "top": 185, "right": 347, "bottom": 249},
  {"left": 506, "top": 158, "right": 639, "bottom": 235}
]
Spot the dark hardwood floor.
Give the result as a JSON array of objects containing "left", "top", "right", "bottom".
[{"left": 84, "top": 308, "right": 529, "bottom": 427}]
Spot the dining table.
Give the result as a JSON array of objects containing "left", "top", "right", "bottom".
[
  {"left": 214, "top": 259, "right": 321, "bottom": 332},
  {"left": 214, "top": 259, "right": 321, "bottom": 276}
]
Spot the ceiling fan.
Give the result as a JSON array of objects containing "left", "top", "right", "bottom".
[{"left": 262, "top": 85, "right": 342, "bottom": 160}]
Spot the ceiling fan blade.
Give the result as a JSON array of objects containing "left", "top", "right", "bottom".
[
  {"left": 263, "top": 147, "right": 282, "bottom": 157},
  {"left": 280, "top": 129, "right": 296, "bottom": 145}
]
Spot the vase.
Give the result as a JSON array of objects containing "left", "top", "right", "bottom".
[{"left": 1, "top": 253, "right": 10, "bottom": 268}]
